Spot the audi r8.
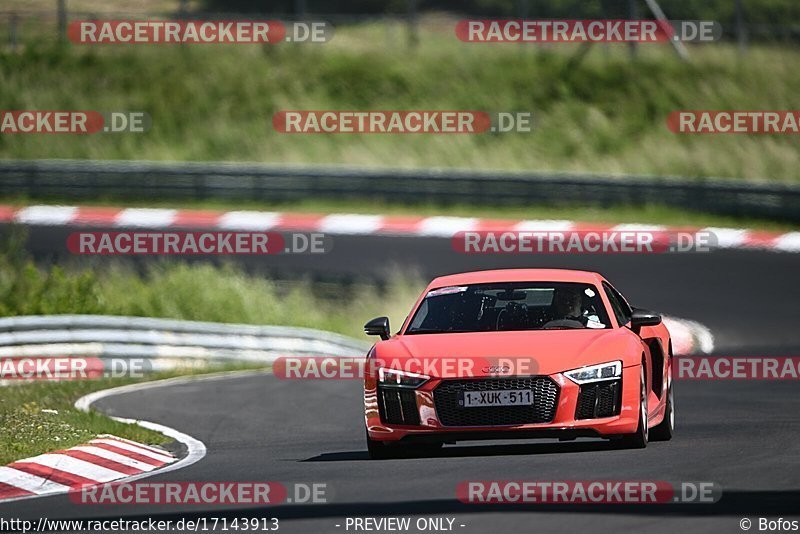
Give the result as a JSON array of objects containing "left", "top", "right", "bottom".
[{"left": 363, "top": 269, "right": 674, "bottom": 459}]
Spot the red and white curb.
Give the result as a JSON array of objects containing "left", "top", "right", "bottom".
[
  {"left": 0, "top": 374, "right": 218, "bottom": 504},
  {"left": 662, "top": 316, "right": 715, "bottom": 356},
  {"left": 3, "top": 204, "right": 799, "bottom": 252},
  {"left": 0, "top": 435, "right": 175, "bottom": 502}
]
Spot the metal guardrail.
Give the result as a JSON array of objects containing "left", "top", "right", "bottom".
[
  {"left": 2, "top": 159, "right": 799, "bottom": 221},
  {"left": 0, "top": 315, "right": 371, "bottom": 366}
]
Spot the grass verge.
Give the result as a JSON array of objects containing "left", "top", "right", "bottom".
[
  {"left": 1, "top": 21, "right": 800, "bottom": 181},
  {"left": 0, "top": 228, "right": 425, "bottom": 335}
]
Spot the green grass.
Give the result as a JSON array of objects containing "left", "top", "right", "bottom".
[
  {"left": 1, "top": 21, "right": 800, "bottom": 181},
  {"left": 0, "top": 230, "right": 423, "bottom": 338},
  {"left": 0, "top": 377, "right": 164, "bottom": 465},
  {"left": 0, "top": 258, "right": 422, "bottom": 337},
  {"left": 0, "top": 364, "right": 264, "bottom": 465}
]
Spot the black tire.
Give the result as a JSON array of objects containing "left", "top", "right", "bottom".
[
  {"left": 650, "top": 365, "right": 674, "bottom": 442},
  {"left": 617, "top": 366, "right": 649, "bottom": 449},
  {"left": 366, "top": 435, "right": 397, "bottom": 460},
  {"left": 367, "top": 434, "right": 442, "bottom": 460}
]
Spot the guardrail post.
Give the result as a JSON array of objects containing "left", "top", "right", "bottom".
[
  {"left": 735, "top": 0, "right": 748, "bottom": 53},
  {"left": 406, "top": 0, "right": 418, "bottom": 48},
  {"left": 9, "top": 13, "right": 19, "bottom": 50},
  {"left": 57, "top": 0, "right": 67, "bottom": 41},
  {"left": 627, "top": 0, "right": 639, "bottom": 59}
]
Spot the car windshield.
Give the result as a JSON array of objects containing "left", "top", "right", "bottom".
[{"left": 406, "top": 282, "right": 611, "bottom": 334}]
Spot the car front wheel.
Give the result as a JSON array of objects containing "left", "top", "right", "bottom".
[
  {"left": 650, "top": 365, "right": 674, "bottom": 441},
  {"left": 366, "top": 433, "right": 442, "bottom": 460},
  {"left": 366, "top": 435, "right": 396, "bottom": 460},
  {"left": 616, "top": 366, "right": 649, "bottom": 449}
]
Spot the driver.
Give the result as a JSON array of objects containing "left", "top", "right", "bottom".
[{"left": 551, "top": 287, "right": 585, "bottom": 322}]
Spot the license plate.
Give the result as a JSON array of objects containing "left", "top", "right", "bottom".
[{"left": 460, "top": 389, "right": 534, "bottom": 408}]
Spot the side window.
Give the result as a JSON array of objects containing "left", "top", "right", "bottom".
[
  {"left": 603, "top": 282, "right": 629, "bottom": 326},
  {"left": 608, "top": 284, "right": 633, "bottom": 320}
]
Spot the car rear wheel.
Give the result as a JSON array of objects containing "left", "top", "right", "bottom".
[
  {"left": 650, "top": 366, "right": 674, "bottom": 441},
  {"left": 616, "top": 366, "right": 648, "bottom": 449}
]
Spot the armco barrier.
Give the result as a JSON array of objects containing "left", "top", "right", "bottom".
[
  {"left": 1, "top": 160, "right": 799, "bottom": 221},
  {"left": 0, "top": 315, "right": 371, "bottom": 367},
  {"left": 0, "top": 312, "right": 710, "bottom": 359}
]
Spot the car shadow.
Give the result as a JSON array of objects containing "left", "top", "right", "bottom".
[{"left": 302, "top": 439, "right": 624, "bottom": 462}]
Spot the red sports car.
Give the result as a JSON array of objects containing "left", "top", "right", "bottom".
[{"left": 363, "top": 269, "right": 674, "bottom": 459}]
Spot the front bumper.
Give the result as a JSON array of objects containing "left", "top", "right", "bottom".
[{"left": 365, "top": 365, "right": 641, "bottom": 443}]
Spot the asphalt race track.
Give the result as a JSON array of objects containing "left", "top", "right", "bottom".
[{"left": 3, "top": 223, "right": 800, "bottom": 533}]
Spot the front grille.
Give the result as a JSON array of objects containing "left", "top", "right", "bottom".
[
  {"left": 575, "top": 380, "right": 621, "bottom": 419},
  {"left": 378, "top": 386, "right": 420, "bottom": 425},
  {"left": 433, "top": 377, "right": 559, "bottom": 427}
]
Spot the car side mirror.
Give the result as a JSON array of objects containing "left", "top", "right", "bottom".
[
  {"left": 630, "top": 308, "right": 662, "bottom": 332},
  {"left": 364, "top": 316, "right": 390, "bottom": 340}
]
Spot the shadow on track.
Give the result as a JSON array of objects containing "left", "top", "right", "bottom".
[{"left": 302, "top": 439, "right": 623, "bottom": 462}]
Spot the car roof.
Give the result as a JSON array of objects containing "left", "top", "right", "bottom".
[{"left": 428, "top": 269, "right": 605, "bottom": 288}]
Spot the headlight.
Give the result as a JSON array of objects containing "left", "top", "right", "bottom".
[
  {"left": 565, "top": 361, "right": 622, "bottom": 384},
  {"left": 378, "top": 368, "right": 429, "bottom": 389}
]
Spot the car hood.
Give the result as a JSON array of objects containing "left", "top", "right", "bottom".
[{"left": 373, "top": 328, "right": 638, "bottom": 378}]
